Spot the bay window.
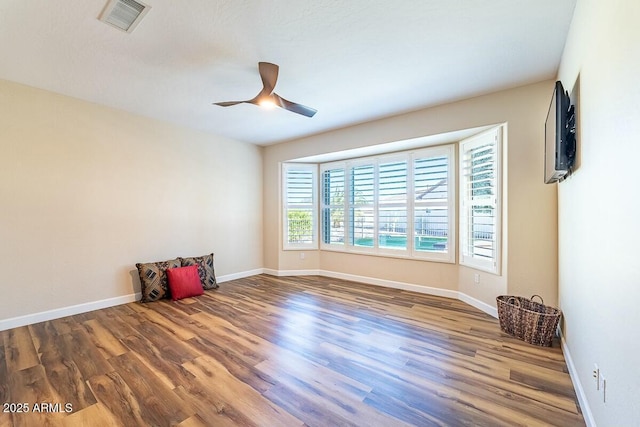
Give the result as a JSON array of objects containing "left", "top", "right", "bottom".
[{"left": 282, "top": 125, "right": 503, "bottom": 270}]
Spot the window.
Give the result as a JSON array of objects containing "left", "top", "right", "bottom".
[
  {"left": 320, "top": 145, "right": 455, "bottom": 262},
  {"left": 413, "top": 150, "right": 453, "bottom": 259},
  {"left": 283, "top": 164, "right": 317, "bottom": 250},
  {"left": 460, "top": 127, "right": 502, "bottom": 273}
]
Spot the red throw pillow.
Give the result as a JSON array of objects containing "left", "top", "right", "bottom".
[{"left": 166, "top": 265, "right": 204, "bottom": 301}]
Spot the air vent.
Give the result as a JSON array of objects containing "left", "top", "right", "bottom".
[{"left": 99, "top": 0, "right": 150, "bottom": 33}]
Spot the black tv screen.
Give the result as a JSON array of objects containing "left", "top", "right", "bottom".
[{"left": 545, "top": 81, "right": 575, "bottom": 183}]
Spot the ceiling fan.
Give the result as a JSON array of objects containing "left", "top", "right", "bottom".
[{"left": 213, "top": 62, "right": 317, "bottom": 118}]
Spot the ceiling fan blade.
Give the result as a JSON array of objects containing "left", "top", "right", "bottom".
[
  {"left": 273, "top": 93, "right": 317, "bottom": 117},
  {"left": 258, "top": 62, "right": 279, "bottom": 95},
  {"left": 213, "top": 100, "right": 248, "bottom": 107}
]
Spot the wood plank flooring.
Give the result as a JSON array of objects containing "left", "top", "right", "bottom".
[{"left": 0, "top": 274, "right": 585, "bottom": 426}]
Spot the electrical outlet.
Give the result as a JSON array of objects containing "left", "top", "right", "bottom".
[
  {"left": 593, "top": 364, "right": 600, "bottom": 390},
  {"left": 300, "top": 252, "right": 305, "bottom": 260},
  {"left": 474, "top": 273, "right": 480, "bottom": 284}
]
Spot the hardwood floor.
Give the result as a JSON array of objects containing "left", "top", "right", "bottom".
[{"left": 1, "top": 274, "right": 584, "bottom": 426}]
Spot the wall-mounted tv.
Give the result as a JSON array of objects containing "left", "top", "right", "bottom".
[{"left": 545, "top": 80, "right": 576, "bottom": 183}]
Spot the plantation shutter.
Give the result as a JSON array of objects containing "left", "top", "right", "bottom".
[
  {"left": 283, "top": 164, "right": 317, "bottom": 249},
  {"left": 460, "top": 129, "right": 501, "bottom": 273},
  {"left": 378, "top": 160, "right": 407, "bottom": 250},
  {"left": 349, "top": 164, "right": 375, "bottom": 247},
  {"left": 321, "top": 167, "right": 345, "bottom": 245},
  {"left": 414, "top": 154, "right": 450, "bottom": 254}
]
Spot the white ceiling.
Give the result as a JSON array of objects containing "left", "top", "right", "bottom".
[{"left": 0, "top": 0, "right": 576, "bottom": 146}]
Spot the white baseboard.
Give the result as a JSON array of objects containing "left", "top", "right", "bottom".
[
  {"left": 0, "top": 293, "right": 140, "bottom": 332},
  {"left": 560, "top": 331, "right": 596, "bottom": 427},
  {"left": 319, "top": 269, "right": 460, "bottom": 299},
  {"left": 0, "top": 267, "right": 263, "bottom": 332},
  {"left": 263, "top": 268, "right": 321, "bottom": 277},
  {"left": 458, "top": 292, "right": 498, "bottom": 318},
  {"left": 217, "top": 268, "right": 264, "bottom": 283},
  {"left": 270, "top": 268, "right": 497, "bottom": 318}
]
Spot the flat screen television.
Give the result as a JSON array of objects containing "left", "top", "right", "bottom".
[{"left": 544, "top": 80, "right": 576, "bottom": 183}]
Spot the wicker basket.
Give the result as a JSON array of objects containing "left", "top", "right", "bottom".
[{"left": 496, "top": 295, "right": 562, "bottom": 347}]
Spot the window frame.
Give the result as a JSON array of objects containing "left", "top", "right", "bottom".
[
  {"left": 282, "top": 163, "right": 318, "bottom": 250},
  {"left": 459, "top": 126, "right": 503, "bottom": 274}
]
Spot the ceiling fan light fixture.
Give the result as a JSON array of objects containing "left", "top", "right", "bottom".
[{"left": 258, "top": 97, "right": 276, "bottom": 109}]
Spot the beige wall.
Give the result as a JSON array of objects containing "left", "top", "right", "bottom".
[
  {"left": 557, "top": 0, "right": 640, "bottom": 424},
  {"left": 0, "top": 79, "right": 263, "bottom": 323},
  {"left": 263, "top": 80, "right": 559, "bottom": 309}
]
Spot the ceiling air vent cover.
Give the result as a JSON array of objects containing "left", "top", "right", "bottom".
[{"left": 99, "top": 0, "right": 150, "bottom": 33}]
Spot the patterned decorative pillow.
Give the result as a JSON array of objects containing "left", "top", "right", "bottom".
[
  {"left": 136, "top": 258, "right": 181, "bottom": 302},
  {"left": 179, "top": 253, "right": 218, "bottom": 290}
]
